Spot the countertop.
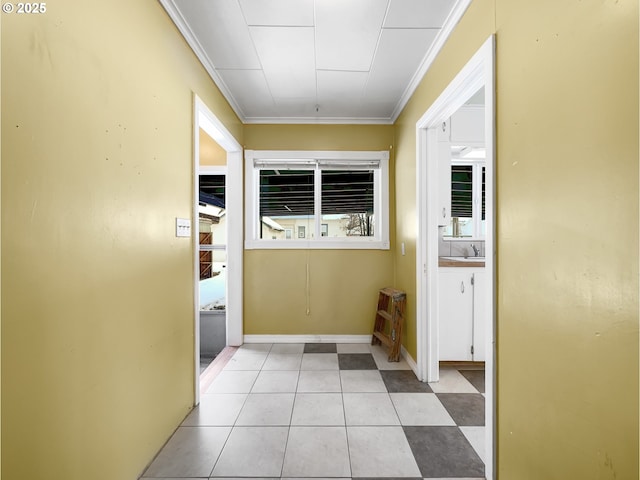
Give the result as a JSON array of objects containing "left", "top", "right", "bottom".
[{"left": 439, "top": 256, "right": 485, "bottom": 268}]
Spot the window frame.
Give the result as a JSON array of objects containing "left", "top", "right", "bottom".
[
  {"left": 245, "top": 150, "right": 390, "bottom": 250},
  {"left": 443, "top": 158, "right": 485, "bottom": 240}
]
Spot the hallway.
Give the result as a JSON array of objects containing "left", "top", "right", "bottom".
[{"left": 141, "top": 343, "right": 485, "bottom": 479}]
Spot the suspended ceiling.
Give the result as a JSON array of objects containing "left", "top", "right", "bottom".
[{"left": 160, "top": 0, "right": 470, "bottom": 124}]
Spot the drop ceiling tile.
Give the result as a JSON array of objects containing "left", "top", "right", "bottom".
[
  {"left": 239, "top": 0, "right": 314, "bottom": 26},
  {"left": 174, "top": 0, "right": 261, "bottom": 69},
  {"left": 365, "top": 28, "right": 439, "bottom": 100},
  {"left": 250, "top": 26, "right": 316, "bottom": 98},
  {"left": 384, "top": 0, "right": 455, "bottom": 28},
  {"left": 317, "top": 71, "right": 368, "bottom": 102},
  {"left": 215, "top": 69, "right": 277, "bottom": 117},
  {"left": 312, "top": 98, "right": 364, "bottom": 118},
  {"left": 315, "top": 0, "right": 388, "bottom": 71},
  {"left": 274, "top": 97, "right": 320, "bottom": 117},
  {"left": 356, "top": 101, "right": 398, "bottom": 119}
]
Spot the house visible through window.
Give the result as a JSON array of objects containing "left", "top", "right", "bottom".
[{"left": 245, "top": 150, "right": 389, "bottom": 249}]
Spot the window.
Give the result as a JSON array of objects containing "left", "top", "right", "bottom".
[
  {"left": 444, "top": 161, "right": 485, "bottom": 238},
  {"left": 245, "top": 150, "right": 389, "bottom": 249}
]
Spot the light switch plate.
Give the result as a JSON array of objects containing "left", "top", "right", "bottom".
[{"left": 176, "top": 217, "right": 191, "bottom": 237}]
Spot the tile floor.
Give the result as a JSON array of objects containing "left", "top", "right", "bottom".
[{"left": 141, "top": 343, "right": 485, "bottom": 480}]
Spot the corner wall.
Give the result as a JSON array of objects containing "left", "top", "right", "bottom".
[
  {"left": 394, "top": 0, "right": 638, "bottom": 477},
  {"left": 1, "top": 1, "right": 241, "bottom": 478}
]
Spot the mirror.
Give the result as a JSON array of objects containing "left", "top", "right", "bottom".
[{"left": 443, "top": 87, "right": 486, "bottom": 239}]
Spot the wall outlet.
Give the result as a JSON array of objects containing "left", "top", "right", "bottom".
[{"left": 176, "top": 217, "right": 191, "bottom": 237}]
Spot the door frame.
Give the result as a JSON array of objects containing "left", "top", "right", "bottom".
[
  {"left": 415, "top": 35, "right": 496, "bottom": 478},
  {"left": 193, "top": 95, "right": 243, "bottom": 403}
]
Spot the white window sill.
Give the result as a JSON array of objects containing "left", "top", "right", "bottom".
[{"left": 245, "top": 239, "right": 390, "bottom": 250}]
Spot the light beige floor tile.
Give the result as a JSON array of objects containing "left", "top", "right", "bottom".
[
  {"left": 224, "top": 351, "right": 268, "bottom": 370},
  {"left": 300, "top": 353, "right": 339, "bottom": 370},
  {"left": 206, "top": 370, "right": 259, "bottom": 394},
  {"left": 347, "top": 426, "right": 421, "bottom": 477},
  {"left": 181, "top": 393, "right": 247, "bottom": 426},
  {"left": 460, "top": 426, "right": 486, "bottom": 463},
  {"left": 251, "top": 370, "right": 299, "bottom": 393},
  {"left": 429, "top": 368, "right": 478, "bottom": 393},
  {"left": 343, "top": 393, "right": 400, "bottom": 426},
  {"left": 340, "top": 370, "right": 387, "bottom": 392},
  {"left": 262, "top": 352, "right": 303, "bottom": 370},
  {"left": 291, "top": 393, "right": 345, "bottom": 425},
  {"left": 296, "top": 370, "right": 342, "bottom": 392},
  {"left": 237, "top": 343, "right": 273, "bottom": 353},
  {"left": 235, "top": 393, "right": 295, "bottom": 426},
  {"left": 389, "top": 392, "right": 456, "bottom": 426},
  {"left": 282, "top": 426, "right": 351, "bottom": 477},
  {"left": 143, "top": 426, "right": 230, "bottom": 478},
  {"left": 270, "top": 343, "right": 304, "bottom": 354},
  {"left": 336, "top": 343, "right": 371, "bottom": 353},
  {"left": 370, "top": 345, "right": 412, "bottom": 370},
  {"left": 211, "top": 426, "right": 288, "bottom": 477}
]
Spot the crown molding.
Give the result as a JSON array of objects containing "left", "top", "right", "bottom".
[
  {"left": 390, "top": 0, "right": 473, "bottom": 123},
  {"left": 242, "top": 115, "right": 394, "bottom": 125},
  {"left": 158, "top": 0, "right": 248, "bottom": 121}
]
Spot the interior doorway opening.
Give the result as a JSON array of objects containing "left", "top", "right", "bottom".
[
  {"left": 193, "top": 96, "right": 243, "bottom": 403},
  {"left": 415, "top": 36, "right": 496, "bottom": 479},
  {"left": 198, "top": 173, "right": 227, "bottom": 373}
]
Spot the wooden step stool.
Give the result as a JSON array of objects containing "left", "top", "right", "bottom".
[{"left": 371, "top": 287, "right": 406, "bottom": 362}]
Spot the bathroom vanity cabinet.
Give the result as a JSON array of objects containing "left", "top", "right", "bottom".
[{"left": 438, "top": 267, "right": 486, "bottom": 361}]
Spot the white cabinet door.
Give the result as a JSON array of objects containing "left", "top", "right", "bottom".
[
  {"left": 438, "top": 269, "right": 473, "bottom": 361},
  {"left": 437, "top": 140, "right": 451, "bottom": 227},
  {"left": 450, "top": 105, "right": 484, "bottom": 145},
  {"left": 472, "top": 270, "right": 486, "bottom": 361}
]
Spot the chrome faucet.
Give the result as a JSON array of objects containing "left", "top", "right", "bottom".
[{"left": 471, "top": 244, "right": 480, "bottom": 257}]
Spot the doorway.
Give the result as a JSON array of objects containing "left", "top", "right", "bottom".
[
  {"left": 415, "top": 36, "right": 495, "bottom": 479},
  {"left": 193, "top": 96, "right": 243, "bottom": 403},
  {"left": 198, "top": 173, "right": 227, "bottom": 372}
]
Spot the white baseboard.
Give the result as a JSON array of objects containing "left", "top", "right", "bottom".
[
  {"left": 242, "top": 335, "right": 419, "bottom": 375},
  {"left": 401, "top": 344, "right": 419, "bottom": 376},
  {"left": 243, "top": 334, "right": 372, "bottom": 344}
]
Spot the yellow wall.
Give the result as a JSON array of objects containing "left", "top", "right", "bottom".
[
  {"left": 1, "top": 1, "right": 241, "bottom": 479},
  {"left": 2, "top": 0, "right": 638, "bottom": 478},
  {"left": 395, "top": 0, "right": 638, "bottom": 478},
  {"left": 243, "top": 125, "right": 396, "bottom": 335},
  {"left": 199, "top": 128, "right": 227, "bottom": 166}
]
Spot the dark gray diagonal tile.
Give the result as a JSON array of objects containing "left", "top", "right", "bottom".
[
  {"left": 436, "top": 393, "right": 485, "bottom": 426},
  {"left": 355, "top": 478, "right": 422, "bottom": 480},
  {"left": 380, "top": 370, "right": 433, "bottom": 393},
  {"left": 459, "top": 369, "right": 485, "bottom": 393},
  {"left": 338, "top": 353, "right": 377, "bottom": 370},
  {"left": 304, "top": 343, "right": 337, "bottom": 353},
  {"left": 403, "top": 426, "right": 485, "bottom": 478}
]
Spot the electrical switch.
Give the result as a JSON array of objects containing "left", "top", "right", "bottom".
[{"left": 176, "top": 218, "right": 191, "bottom": 237}]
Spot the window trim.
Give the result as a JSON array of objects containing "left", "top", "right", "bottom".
[
  {"left": 245, "top": 150, "right": 390, "bottom": 250},
  {"left": 443, "top": 158, "right": 486, "bottom": 240}
]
